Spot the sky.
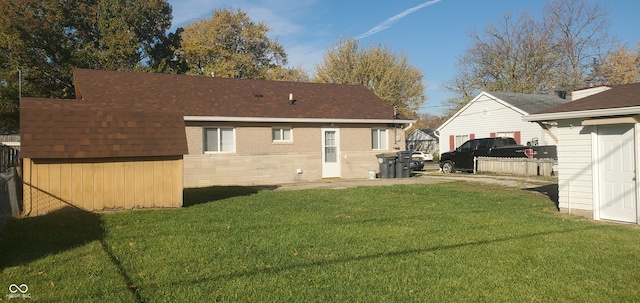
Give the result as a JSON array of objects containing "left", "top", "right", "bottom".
[{"left": 167, "top": 0, "right": 640, "bottom": 116}]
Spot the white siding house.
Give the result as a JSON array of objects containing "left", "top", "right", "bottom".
[
  {"left": 436, "top": 91, "right": 568, "bottom": 154},
  {"left": 571, "top": 85, "right": 611, "bottom": 101},
  {"left": 524, "top": 83, "right": 640, "bottom": 224}
]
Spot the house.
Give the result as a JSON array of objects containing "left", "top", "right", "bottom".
[
  {"left": 571, "top": 85, "right": 611, "bottom": 101},
  {"left": 436, "top": 91, "right": 569, "bottom": 154},
  {"left": 523, "top": 83, "right": 640, "bottom": 224},
  {"left": 19, "top": 69, "right": 414, "bottom": 216},
  {"left": 405, "top": 128, "right": 438, "bottom": 155}
]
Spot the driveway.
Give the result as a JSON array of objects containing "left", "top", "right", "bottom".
[{"left": 276, "top": 169, "right": 557, "bottom": 191}]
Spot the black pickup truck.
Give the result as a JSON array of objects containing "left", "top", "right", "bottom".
[{"left": 439, "top": 137, "right": 557, "bottom": 173}]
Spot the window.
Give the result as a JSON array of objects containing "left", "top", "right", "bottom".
[
  {"left": 372, "top": 128, "right": 387, "bottom": 150},
  {"left": 204, "top": 127, "right": 235, "bottom": 153},
  {"left": 496, "top": 131, "right": 514, "bottom": 138},
  {"left": 455, "top": 135, "right": 468, "bottom": 148},
  {"left": 272, "top": 127, "right": 292, "bottom": 142}
]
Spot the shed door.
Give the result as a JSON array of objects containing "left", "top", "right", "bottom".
[
  {"left": 322, "top": 128, "right": 340, "bottom": 178},
  {"left": 598, "top": 124, "right": 637, "bottom": 223}
]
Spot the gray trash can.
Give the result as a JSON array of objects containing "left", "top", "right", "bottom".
[
  {"left": 396, "top": 151, "right": 411, "bottom": 178},
  {"left": 376, "top": 153, "right": 397, "bottom": 178}
]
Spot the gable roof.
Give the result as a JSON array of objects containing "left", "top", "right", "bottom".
[
  {"left": 20, "top": 98, "right": 188, "bottom": 159},
  {"left": 524, "top": 83, "right": 640, "bottom": 121},
  {"left": 436, "top": 91, "right": 567, "bottom": 132},
  {"left": 486, "top": 91, "right": 569, "bottom": 114},
  {"left": 72, "top": 68, "right": 411, "bottom": 122}
]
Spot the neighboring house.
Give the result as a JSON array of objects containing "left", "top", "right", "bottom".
[
  {"left": 524, "top": 83, "right": 640, "bottom": 224},
  {"left": 571, "top": 85, "right": 611, "bottom": 101},
  {"left": 19, "top": 69, "right": 413, "bottom": 216},
  {"left": 406, "top": 128, "right": 438, "bottom": 155},
  {"left": 436, "top": 91, "right": 569, "bottom": 154}
]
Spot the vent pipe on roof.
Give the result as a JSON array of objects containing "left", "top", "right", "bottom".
[{"left": 289, "top": 93, "right": 296, "bottom": 105}]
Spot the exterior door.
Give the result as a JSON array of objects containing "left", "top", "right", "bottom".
[
  {"left": 598, "top": 124, "right": 637, "bottom": 223},
  {"left": 322, "top": 128, "right": 340, "bottom": 178}
]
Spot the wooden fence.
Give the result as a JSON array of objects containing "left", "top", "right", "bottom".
[
  {"left": 0, "top": 135, "right": 20, "bottom": 143},
  {"left": 476, "top": 157, "right": 556, "bottom": 177},
  {"left": 1, "top": 144, "right": 20, "bottom": 173}
]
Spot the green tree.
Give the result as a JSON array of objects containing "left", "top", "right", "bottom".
[
  {"left": 179, "top": 8, "right": 290, "bottom": 79},
  {"left": 263, "top": 65, "right": 311, "bottom": 82},
  {"left": 314, "top": 37, "right": 426, "bottom": 117},
  {"left": 0, "top": 0, "right": 175, "bottom": 131}
]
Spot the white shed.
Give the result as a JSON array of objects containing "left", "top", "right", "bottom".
[
  {"left": 524, "top": 83, "right": 640, "bottom": 224},
  {"left": 436, "top": 91, "right": 568, "bottom": 154}
]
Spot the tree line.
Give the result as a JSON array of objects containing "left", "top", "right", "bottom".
[
  {"left": 1, "top": 0, "right": 638, "bottom": 132},
  {"left": 442, "top": 0, "right": 640, "bottom": 116}
]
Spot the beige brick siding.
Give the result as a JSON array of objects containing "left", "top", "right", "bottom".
[{"left": 183, "top": 122, "right": 406, "bottom": 187}]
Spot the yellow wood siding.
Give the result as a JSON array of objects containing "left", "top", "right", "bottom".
[{"left": 22, "top": 157, "right": 183, "bottom": 216}]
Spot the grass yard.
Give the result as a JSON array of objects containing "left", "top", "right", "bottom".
[{"left": 1, "top": 181, "right": 639, "bottom": 302}]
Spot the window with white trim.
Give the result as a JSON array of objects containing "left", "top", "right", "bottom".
[
  {"left": 272, "top": 127, "right": 292, "bottom": 142},
  {"left": 371, "top": 128, "right": 388, "bottom": 150},
  {"left": 496, "top": 131, "right": 514, "bottom": 138},
  {"left": 204, "top": 127, "right": 235, "bottom": 153}
]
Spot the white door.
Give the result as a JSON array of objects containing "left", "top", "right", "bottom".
[
  {"left": 598, "top": 124, "right": 637, "bottom": 223},
  {"left": 322, "top": 128, "right": 340, "bottom": 178}
]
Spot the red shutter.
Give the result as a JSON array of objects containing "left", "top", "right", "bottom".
[
  {"left": 489, "top": 132, "right": 496, "bottom": 138},
  {"left": 514, "top": 131, "right": 521, "bottom": 145},
  {"left": 449, "top": 135, "right": 455, "bottom": 151},
  {"left": 470, "top": 133, "right": 475, "bottom": 139}
]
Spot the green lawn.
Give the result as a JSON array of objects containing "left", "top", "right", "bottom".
[{"left": 1, "top": 181, "right": 639, "bottom": 302}]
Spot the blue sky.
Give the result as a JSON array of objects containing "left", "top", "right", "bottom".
[{"left": 167, "top": 0, "right": 639, "bottom": 115}]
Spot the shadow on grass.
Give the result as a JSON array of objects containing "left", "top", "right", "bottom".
[
  {"left": 179, "top": 225, "right": 604, "bottom": 286},
  {"left": 0, "top": 208, "right": 144, "bottom": 302},
  {"left": 525, "top": 183, "right": 560, "bottom": 210},
  {"left": 0, "top": 207, "right": 104, "bottom": 269},
  {"left": 183, "top": 185, "right": 278, "bottom": 207}
]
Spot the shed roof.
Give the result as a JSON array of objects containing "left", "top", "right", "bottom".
[
  {"left": 20, "top": 98, "right": 188, "bottom": 159},
  {"left": 534, "top": 83, "right": 640, "bottom": 114},
  {"left": 524, "top": 83, "right": 640, "bottom": 121}
]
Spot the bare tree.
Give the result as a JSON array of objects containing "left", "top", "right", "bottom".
[
  {"left": 544, "top": 0, "right": 614, "bottom": 90},
  {"left": 444, "top": 0, "right": 615, "bottom": 113},
  {"left": 444, "top": 12, "right": 555, "bottom": 110}
]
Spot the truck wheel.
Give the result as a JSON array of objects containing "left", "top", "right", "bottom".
[{"left": 441, "top": 161, "right": 454, "bottom": 173}]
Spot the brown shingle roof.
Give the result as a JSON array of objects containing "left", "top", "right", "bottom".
[
  {"left": 20, "top": 98, "right": 188, "bottom": 159},
  {"left": 22, "top": 69, "right": 410, "bottom": 159},
  {"left": 534, "top": 83, "right": 640, "bottom": 114},
  {"left": 72, "top": 68, "right": 402, "bottom": 120}
]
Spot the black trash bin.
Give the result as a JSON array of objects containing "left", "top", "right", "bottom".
[
  {"left": 396, "top": 151, "right": 412, "bottom": 178},
  {"left": 376, "top": 153, "right": 397, "bottom": 178}
]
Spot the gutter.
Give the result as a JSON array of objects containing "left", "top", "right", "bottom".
[
  {"left": 184, "top": 116, "right": 416, "bottom": 124},
  {"left": 523, "top": 106, "right": 640, "bottom": 122}
]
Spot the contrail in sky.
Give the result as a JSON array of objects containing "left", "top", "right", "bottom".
[{"left": 357, "top": 0, "right": 442, "bottom": 39}]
